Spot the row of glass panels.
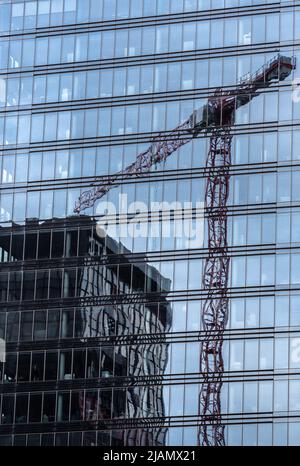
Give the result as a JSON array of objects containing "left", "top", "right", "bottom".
[
  {"left": 2, "top": 336, "right": 300, "bottom": 376},
  {"left": 1, "top": 251, "right": 300, "bottom": 301},
  {"left": 0, "top": 0, "right": 281, "bottom": 33},
  {"left": 0, "top": 92, "right": 298, "bottom": 146},
  {"left": 1, "top": 209, "right": 300, "bottom": 259},
  {"left": 0, "top": 12, "right": 296, "bottom": 70},
  {"left": 0, "top": 423, "right": 297, "bottom": 446},
  {"left": 1, "top": 50, "right": 299, "bottom": 108},
  {"left": 0, "top": 379, "right": 300, "bottom": 422}
]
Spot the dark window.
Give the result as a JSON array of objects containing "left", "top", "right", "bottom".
[
  {"left": 55, "top": 433, "right": 68, "bottom": 446},
  {"left": 17, "top": 353, "right": 31, "bottom": 382},
  {"left": 0, "top": 234, "right": 11, "bottom": 262},
  {"left": 6, "top": 312, "right": 19, "bottom": 341},
  {"left": 63, "top": 268, "right": 76, "bottom": 297},
  {"left": 83, "top": 432, "right": 96, "bottom": 446},
  {"left": 146, "top": 265, "right": 161, "bottom": 293},
  {"left": 31, "top": 352, "right": 44, "bottom": 381},
  {"left": 20, "top": 311, "right": 33, "bottom": 341},
  {"left": 73, "top": 349, "right": 86, "bottom": 379},
  {"left": 132, "top": 263, "right": 146, "bottom": 292},
  {"left": 35, "top": 270, "right": 49, "bottom": 299},
  {"left": 0, "top": 313, "right": 5, "bottom": 340},
  {"left": 69, "top": 432, "right": 82, "bottom": 446},
  {"left": 118, "top": 264, "right": 132, "bottom": 293},
  {"left": 87, "top": 349, "right": 99, "bottom": 378},
  {"left": 29, "top": 394, "right": 42, "bottom": 423},
  {"left": 42, "top": 393, "right": 56, "bottom": 423},
  {"left": 22, "top": 271, "right": 35, "bottom": 301},
  {"left": 79, "top": 228, "right": 92, "bottom": 256},
  {"left": 33, "top": 310, "right": 46, "bottom": 340},
  {"left": 99, "top": 390, "right": 112, "bottom": 420},
  {"left": 85, "top": 390, "right": 99, "bottom": 420},
  {"left": 59, "top": 350, "right": 72, "bottom": 380},
  {"left": 41, "top": 434, "right": 54, "bottom": 446},
  {"left": 24, "top": 232, "right": 37, "bottom": 260},
  {"left": 61, "top": 309, "right": 74, "bottom": 338},
  {"left": 65, "top": 230, "right": 78, "bottom": 257},
  {"left": 8, "top": 271, "right": 22, "bottom": 301},
  {"left": 15, "top": 394, "right": 28, "bottom": 424},
  {"left": 70, "top": 392, "right": 81, "bottom": 421},
  {"left": 27, "top": 434, "right": 40, "bottom": 446},
  {"left": 112, "top": 389, "right": 127, "bottom": 418},
  {"left": 4, "top": 353, "right": 17, "bottom": 383},
  {"left": 97, "top": 431, "right": 111, "bottom": 446},
  {"left": 101, "top": 347, "right": 114, "bottom": 377},
  {"left": 14, "top": 435, "right": 27, "bottom": 446},
  {"left": 45, "top": 352, "right": 58, "bottom": 381},
  {"left": 76, "top": 267, "right": 84, "bottom": 296},
  {"left": 0, "top": 274, "right": 8, "bottom": 302},
  {"left": 37, "top": 231, "right": 51, "bottom": 259},
  {"left": 11, "top": 233, "right": 24, "bottom": 261},
  {"left": 111, "top": 430, "right": 124, "bottom": 446},
  {"left": 1, "top": 395, "right": 15, "bottom": 424},
  {"left": 47, "top": 309, "right": 60, "bottom": 339},
  {"left": 114, "top": 347, "right": 127, "bottom": 377},
  {"left": 51, "top": 230, "right": 64, "bottom": 258},
  {"left": 49, "top": 269, "right": 62, "bottom": 298}
]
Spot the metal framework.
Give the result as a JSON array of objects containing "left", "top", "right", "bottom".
[
  {"left": 74, "top": 55, "right": 295, "bottom": 446},
  {"left": 198, "top": 129, "right": 232, "bottom": 446}
]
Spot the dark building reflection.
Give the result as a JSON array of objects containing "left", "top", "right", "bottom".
[{"left": 0, "top": 216, "right": 172, "bottom": 446}]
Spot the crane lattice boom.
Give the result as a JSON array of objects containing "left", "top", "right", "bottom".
[{"left": 74, "top": 54, "right": 295, "bottom": 214}]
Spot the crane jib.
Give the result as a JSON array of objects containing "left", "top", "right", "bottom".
[{"left": 74, "top": 54, "right": 295, "bottom": 213}]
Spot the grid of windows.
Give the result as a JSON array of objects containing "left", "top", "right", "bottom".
[
  {"left": 0, "top": 0, "right": 300, "bottom": 447},
  {"left": 1, "top": 422, "right": 300, "bottom": 446}
]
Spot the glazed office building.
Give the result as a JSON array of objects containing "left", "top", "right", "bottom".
[{"left": 1, "top": 0, "right": 300, "bottom": 447}]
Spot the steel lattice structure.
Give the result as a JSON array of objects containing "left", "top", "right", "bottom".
[
  {"left": 198, "top": 129, "right": 232, "bottom": 446},
  {"left": 74, "top": 55, "right": 295, "bottom": 446}
]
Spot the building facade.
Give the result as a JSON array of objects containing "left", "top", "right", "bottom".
[{"left": 0, "top": 0, "right": 300, "bottom": 446}]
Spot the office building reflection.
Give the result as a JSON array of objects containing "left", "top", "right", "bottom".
[{"left": 0, "top": 216, "right": 172, "bottom": 446}]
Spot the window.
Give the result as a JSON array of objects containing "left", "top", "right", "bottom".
[{"left": 20, "top": 311, "right": 33, "bottom": 341}]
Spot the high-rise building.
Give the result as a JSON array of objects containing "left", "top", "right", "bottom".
[{"left": 0, "top": 0, "right": 300, "bottom": 447}]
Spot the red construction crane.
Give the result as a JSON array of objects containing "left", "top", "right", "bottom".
[{"left": 74, "top": 54, "right": 295, "bottom": 446}]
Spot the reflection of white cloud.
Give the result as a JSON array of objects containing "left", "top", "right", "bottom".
[
  {"left": 291, "top": 338, "right": 300, "bottom": 364},
  {"left": 0, "top": 338, "right": 5, "bottom": 363},
  {"left": 292, "top": 78, "right": 300, "bottom": 103},
  {"left": 243, "top": 33, "right": 252, "bottom": 45},
  {"left": 0, "top": 78, "right": 6, "bottom": 104}
]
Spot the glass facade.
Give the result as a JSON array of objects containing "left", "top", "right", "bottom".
[{"left": 0, "top": 0, "right": 300, "bottom": 446}]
